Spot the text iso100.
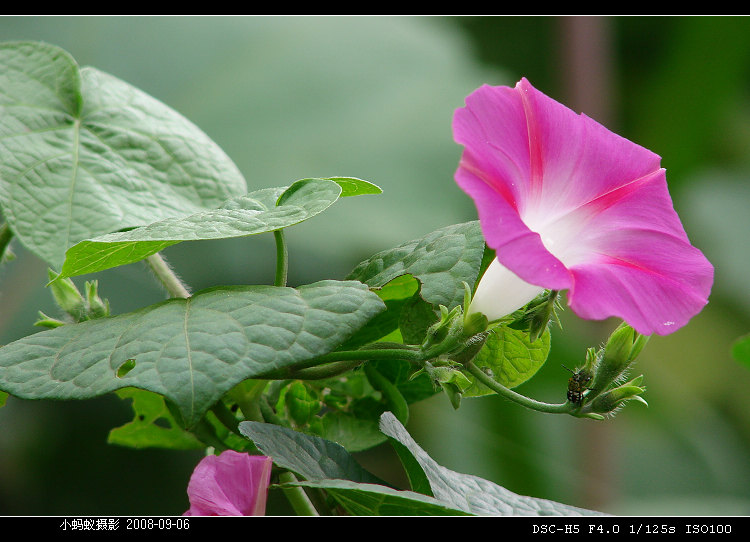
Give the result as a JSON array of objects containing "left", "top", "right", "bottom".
[
  {"left": 685, "top": 524, "right": 732, "bottom": 535},
  {"left": 126, "top": 518, "right": 190, "bottom": 530}
]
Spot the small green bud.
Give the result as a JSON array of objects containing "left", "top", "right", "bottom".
[
  {"left": 451, "top": 331, "right": 490, "bottom": 366},
  {"left": 423, "top": 361, "right": 472, "bottom": 410},
  {"left": 590, "top": 323, "right": 648, "bottom": 394},
  {"left": 85, "top": 280, "right": 110, "bottom": 319},
  {"left": 528, "top": 290, "right": 558, "bottom": 342},
  {"left": 422, "top": 304, "right": 464, "bottom": 351},
  {"left": 629, "top": 332, "right": 650, "bottom": 360},
  {"left": 442, "top": 381, "right": 463, "bottom": 410},
  {"left": 605, "top": 322, "right": 635, "bottom": 366},
  {"left": 509, "top": 290, "right": 559, "bottom": 342},
  {"left": 589, "top": 383, "right": 647, "bottom": 415},
  {"left": 47, "top": 269, "right": 86, "bottom": 320}
]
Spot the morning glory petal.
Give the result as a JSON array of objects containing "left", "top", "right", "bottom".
[
  {"left": 184, "top": 451, "right": 273, "bottom": 516},
  {"left": 454, "top": 78, "right": 713, "bottom": 335}
]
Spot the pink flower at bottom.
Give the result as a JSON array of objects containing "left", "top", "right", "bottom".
[
  {"left": 184, "top": 450, "right": 273, "bottom": 516},
  {"left": 453, "top": 78, "right": 714, "bottom": 336}
]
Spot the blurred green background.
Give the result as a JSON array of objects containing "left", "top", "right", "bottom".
[{"left": 2, "top": 15, "right": 750, "bottom": 516}]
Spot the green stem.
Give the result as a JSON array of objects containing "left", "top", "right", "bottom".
[
  {"left": 211, "top": 401, "right": 240, "bottom": 435},
  {"left": 0, "top": 222, "right": 13, "bottom": 260},
  {"left": 278, "top": 472, "right": 319, "bottom": 516},
  {"left": 228, "top": 380, "right": 267, "bottom": 422},
  {"left": 273, "top": 229, "right": 288, "bottom": 287},
  {"left": 191, "top": 419, "right": 229, "bottom": 451},
  {"left": 284, "top": 359, "right": 365, "bottom": 380},
  {"left": 259, "top": 396, "right": 286, "bottom": 426},
  {"left": 257, "top": 346, "right": 422, "bottom": 379},
  {"left": 465, "top": 361, "right": 572, "bottom": 415},
  {"left": 146, "top": 252, "right": 191, "bottom": 298}
]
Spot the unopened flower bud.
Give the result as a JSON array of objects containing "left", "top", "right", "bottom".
[
  {"left": 423, "top": 361, "right": 472, "bottom": 410},
  {"left": 47, "top": 269, "right": 86, "bottom": 321},
  {"left": 422, "top": 305, "right": 463, "bottom": 350},
  {"left": 85, "top": 280, "right": 110, "bottom": 319},
  {"left": 590, "top": 323, "right": 648, "bottom": 394},
  {"left": 589, "top": 376, "right": 647, "bottom": 415}
]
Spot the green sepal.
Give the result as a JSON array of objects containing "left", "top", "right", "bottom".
[
  {"left": 33, "top": 311, "right": 66, "bottom": 329},
  {"left": 47, "top": 269, "right": 86, "bottom": 320}
]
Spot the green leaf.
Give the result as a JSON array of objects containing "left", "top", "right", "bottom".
[
  {"left": 398, "top": 291, "right": 439, "bottom": 345},
  {"left": 379, "top": 412, "right": 604, "bottom": 516},
  {"left": 337, "top": 274, "right": 421, "bottom": 349},
  {"left": 371, "top": 358, "right": 438, "bottom": 405},
  {"left": 0, "top": 41, "right": 247, "bottom": 269},
  {"left": 238, "top": 420, "right": 387, "bottom": 486},
  {"left": 288, "top": 479, "right": 470, "bottom": 516},
  {"left": 463, "top": 325, "right": 552, "bottom": 397},
  {"left": 108, "top": 388, "right": 203, "bottom": 450},
  {"left": 0, "top": 280, "right": 384, "bottom": 428},
  {"left": 347, "top": 221, "right": 486, "bottom": 310},
  {"left": 313, "top": 411, "right": 386, "bottom": 453},
  {"left": 324, "top": 177, "right": 382, "bottom": 198},
  {"left": 0, "top": 390, "right": 7, "bottom": 408},
  {"left": 58, "top": 178, "right": 355, "bottom": 279}
]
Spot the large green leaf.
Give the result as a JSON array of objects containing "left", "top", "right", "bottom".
[
  {"left": 58, "top": 177, "right": 379, "bottom": 279},
  {"left": 0, "top": 41, "right": 247, "bottom": 269},
  {"left": 463, "top": 325, "right": 552, "bottom": 397},
  {"left": 289, "top": 479, "right": 470, "bottom": 516},
  {"left": 0, "top": 280, "right": 384, "bottom": 427},
  {"left": 379, "top": 412, "right": 604, "bottom": 516},
  {"left": 239, "top": 420, "right": 387, "bottom": 486},
  {"left": 347, "top": 221, "right": 486, "bottom": 310}
]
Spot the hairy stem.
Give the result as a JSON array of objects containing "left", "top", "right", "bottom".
[
  {"left": 146, "top": 252, "right": 191, "bottom": 299},
  {"left": 465, "top": 361, "right": 572, "bottom": 414}
]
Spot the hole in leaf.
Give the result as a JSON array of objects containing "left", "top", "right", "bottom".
[{"left": 116, "top": 358, "right": 136, "bottom": 378}]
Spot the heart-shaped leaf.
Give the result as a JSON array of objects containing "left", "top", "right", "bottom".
[
  {"left": 288, "top": 479, "right": 470, "bottom": 516},
  {"left": 0, "top": 41, "right": 247, "bottom": 269},
  {"left": 239, "top": 420, "right": 388, "bottom": 486},
  {"left": 58, "top": 177, "right": 379, "bottom": 279},
  {"left": 347, "top": 221, "right": 485, "bottom": 310},
  {"left": 463, "top": 325, "right": 552, "bottom": 396},
  {"left": 379, "top": 412, "right": 604, "bottom": 516},
  {"left": 0, "top": 280, "right": 384, "bottom": 428}
]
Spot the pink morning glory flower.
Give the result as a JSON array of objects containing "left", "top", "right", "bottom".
[
  {"left": 454, "top": 78, "right": 713, "bottom": 336},
  {"left": 183, "top": 450, "right": 273, "bottom": 516}
]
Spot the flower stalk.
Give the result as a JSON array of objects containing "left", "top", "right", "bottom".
[
  {"left": 146, "top": 252, "right": 191, "bottom": 299},
  {"left": 278, "top": 471, "right": 319, "bottom": 516},
  {"left": 273, "top": 229, "right": 288, "bottom": 287}
]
